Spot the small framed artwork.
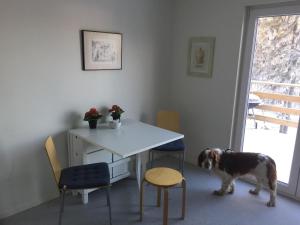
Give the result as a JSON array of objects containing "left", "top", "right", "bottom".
[
  {"left": 187, "top": 37, "right": 215, "bottom": 78},
  {"left": 81, "top": 30, "right": 122, "bottom": 70}
]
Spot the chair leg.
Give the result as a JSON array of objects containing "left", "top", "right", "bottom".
[
  {"left": 58, "top": 189, "right": 65, "bottom": 225},
  {"left": 163, "top": 188, "right": 169, "bottom": 225},
  {"left": 150, "top": 150, "right": 154, "bottom": 169},
  {"left": 106, "top": 187, "right": 112, "bottom": 225},
  {"left": 140, "top": 179, "right": 145, "bottom": 221},
  {"left": 181, "top": 178, "right": 186, "bottom": 219},
  {"left": 178, "top": 152, "right": 182, "bottom": 171},
  {"left": 181, "top": 151, "right": 185, "bottom": 174},
  {"left": 157, "top": 187, "right": 161, "bottom": 207},
  {"left": 148, "top": 150, "right": 152, "bottom": 169}
]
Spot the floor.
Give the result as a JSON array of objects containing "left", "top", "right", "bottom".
[{"left": 2, "top": 158, "right": 300, "bottom": 225}]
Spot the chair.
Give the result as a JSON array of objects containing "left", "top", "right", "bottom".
[
  {"left": 149, "top": 111, "right": 185, "bottom": 172},
  {"left": 44, "top": 136, "right": 112, "bottom": 225},
  {"left": 248, "top": 93, "right": 262, "bottom": 129},
  {"left": 140, "top": 167, "right": 186, "bottom": 225}
]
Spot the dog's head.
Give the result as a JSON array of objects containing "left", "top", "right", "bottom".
[{"left": 198, "top": 148, "right": 222, "bottom": 170}]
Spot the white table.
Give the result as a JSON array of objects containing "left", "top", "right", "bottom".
[{"left": 68, "top": 119, "right": 184, "bottom": 202}]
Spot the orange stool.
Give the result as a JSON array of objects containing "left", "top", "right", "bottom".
[{"left": 140, "top": 167, "right": 186, "bottom": 225}]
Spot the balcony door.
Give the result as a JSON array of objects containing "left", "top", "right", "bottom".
[{"left": 232, "top": 3, "right": 300, "bottom": 199}]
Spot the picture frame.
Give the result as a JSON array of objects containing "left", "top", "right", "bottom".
[
  {"left": 81, "top": 30, "right": 122, "bottom": 70},
  {"left": 187, "top": 37, "right": 215, "bottom": 78}
]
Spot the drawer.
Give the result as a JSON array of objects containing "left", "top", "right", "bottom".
[
  {"left": 85, "top": 149, "right": 113, "bottom": 164},
  {"left": 112, "top": 159, "right": 130, "bottom": 178}
]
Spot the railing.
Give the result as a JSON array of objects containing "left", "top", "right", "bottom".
[{"left": 249, "top": 80, "right": 300, "bottom": 128}]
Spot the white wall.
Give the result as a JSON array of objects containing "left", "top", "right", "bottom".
[
  {"left": 170, "top": 0, "right": 295, "bottom": 164},
  {"left": 1, "top": 0, "right": 296, "bottom": 219},
  {"left": 0, "top": 0, "right": 173, "bottom": 218}
]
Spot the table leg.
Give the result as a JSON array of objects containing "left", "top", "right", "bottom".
[
  {"left": 81, "top": 190, "right": 88, "bottom": 204},
  {"left": 136, "top": 153, "right": 142, "bottom": 191}
]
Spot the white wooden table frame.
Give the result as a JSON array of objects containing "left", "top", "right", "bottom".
[{"left": 68, "top": 119, "right": 184, "bottom": 203}]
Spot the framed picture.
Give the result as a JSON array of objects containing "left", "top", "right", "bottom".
[
  {"left": 187, "top": 37, "right": 215, "bottom": 78},
  {"left": 81, "top": 30, "right": 122, "bottom": 70}
]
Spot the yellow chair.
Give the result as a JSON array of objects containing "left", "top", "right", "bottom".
[
  {"left": 149, "top": 111, "right": 185, "bottom": 172},
  {"left": 44, "top": 136, "right": 112, "bottom": 225},
  {"left": 140, "top": 167, "right": 186, "bottom": 225}
]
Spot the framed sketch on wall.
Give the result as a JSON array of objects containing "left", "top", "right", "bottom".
[
  {"left": 81, "top": 30, "right": 122, "bottom": 70},
  {"left": 187, "top": 37, "right": 215, "bottom": 78}
]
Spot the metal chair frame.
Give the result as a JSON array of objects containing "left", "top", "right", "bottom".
[
  {"left": 58, "top": 185, "right": 112, "bottom": 225},
  {"left": 149, "top": 150, "right": 185, "bottom": 173}
]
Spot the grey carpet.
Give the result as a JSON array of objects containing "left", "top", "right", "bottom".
[{"left": 2, "top": 158, "right": 300, "bottom": 225}]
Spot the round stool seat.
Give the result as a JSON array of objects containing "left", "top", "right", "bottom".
[{"left": 145, "top": 167, "right": 183, "bottom": 187}]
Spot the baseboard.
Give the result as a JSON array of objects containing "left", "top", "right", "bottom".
[
  {"left": 185, "top": 157, "right": 197, "bottom": 167},
  {"left": 0, "top": 192, "right": 59, "bottom": 220}
]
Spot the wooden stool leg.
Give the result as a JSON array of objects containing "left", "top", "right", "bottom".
[
  {"left": 140, "top": 179, "right": 145, "bottom": 221},
  {"left": 157, "top": 187, "right": 161, "bottom": 207},
  {"left": 181, "top": 178, "right": 186, "bottom": 219},
  {"left": 163, "top": 188, "right": 169, "bottom": 225}
]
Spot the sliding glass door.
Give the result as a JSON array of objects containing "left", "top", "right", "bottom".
[{"left": 232, "top": 3, "right": 300, "bottom": 198}]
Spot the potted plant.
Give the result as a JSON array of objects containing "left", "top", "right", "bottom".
[
  {"left": 108, "top": 105, "right": 124, "bottom": 129},
  {"left": 84, "top": 107, "right": 102, "bottom": 129}
]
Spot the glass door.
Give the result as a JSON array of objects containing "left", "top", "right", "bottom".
[{"left": 232, "top": 3, "right": 300, "bottom": 198}]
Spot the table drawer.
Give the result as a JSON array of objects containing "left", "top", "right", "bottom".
[
  {"left": 112, "top": 158, "right": 130, "bottom": 178},
  {"left": 85, "top": 149, "right": 113, "bottom": 164}
]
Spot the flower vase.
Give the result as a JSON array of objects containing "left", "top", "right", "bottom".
[
  {"left": 88, "top": 119, "right": 98, "bottom": 129},
  {"left": 109, "top": 120, "right": 121, "bottom": 129}
]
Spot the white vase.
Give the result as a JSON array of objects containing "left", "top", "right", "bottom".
[{"left": 109, "top": 120, "right": 121, "bottom": 129}]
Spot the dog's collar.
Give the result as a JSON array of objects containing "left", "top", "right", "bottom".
[{"left": 224, "top": 148, "right": 232, "bottom": 153}]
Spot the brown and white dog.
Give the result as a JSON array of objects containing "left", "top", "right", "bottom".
[{"left": 198, "top": 148, "right": 277, "bottom": 207}]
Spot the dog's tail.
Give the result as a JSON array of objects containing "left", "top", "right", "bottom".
[{"left": 267, "top": 157, "right": 277, "bottom": 191}]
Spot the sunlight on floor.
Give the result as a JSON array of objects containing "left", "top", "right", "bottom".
[{"left": 243, "top": 119, "right": 297, "bottom": 183}]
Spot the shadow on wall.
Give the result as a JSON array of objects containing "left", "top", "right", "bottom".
[
  {"left": 63, "top": 111, "right": 82, "bottom": 129},
  {"left": 0, "top": 142, "right": 12, "bottom": 182},
  {"left": 140, "top": 112, "right": 148, "bottom": 123},
  {"left": 0, "top": 132, "right": 68, "bottom": 218},
  {"left": 37, "top": 132, "right": 68, "bottom": 205}
]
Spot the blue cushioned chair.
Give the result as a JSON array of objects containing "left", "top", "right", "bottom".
[
  {"left": 149, "top": 111, "right": 185, "bottom": 172},
  {"left": 45, "top": 136, "right": 112, "bottom": 225}
]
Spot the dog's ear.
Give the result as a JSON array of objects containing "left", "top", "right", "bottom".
[
  {"left": 198, "top": 151, "right": 204, "bottom": 167},
  {"left": 209, "top": 150, "right": 220, "bottom": 167},
  {"left": 198, "top": 148, "right": 209, "bottom": 167}
]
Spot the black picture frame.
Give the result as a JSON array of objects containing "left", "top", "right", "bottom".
[{"left": 81, "top": 30, "right": 122, "bottom": 71}]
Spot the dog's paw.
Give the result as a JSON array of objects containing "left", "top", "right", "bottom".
[
  {"left": 249, "top": 189, "right": 259, "bottom": 195},
  {"left": 266, "top": 201, "right": 276, "bottom": 207},
  {"left": 228, "top": 189, "right": 234, "bottom": 194},
  {"left": 213, "top": 190, "right": 225, "bottom": 196}
]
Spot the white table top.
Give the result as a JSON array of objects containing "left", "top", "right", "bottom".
[{"left": 69, "top": 119, "right": 184, "bottom": 158}]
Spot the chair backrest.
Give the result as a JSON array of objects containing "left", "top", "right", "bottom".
[
  {"left": 44, "top": 136, "right": 62, "bottom": 186},
  {"left": 156, "top": 110, "right": 180, "bottom": 132}
]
